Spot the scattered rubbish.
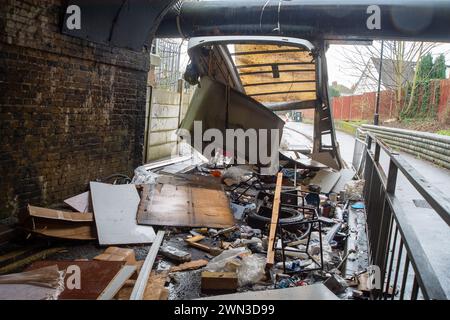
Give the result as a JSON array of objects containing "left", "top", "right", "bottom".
[
  {"left": 323, "top": 274, "right": 348, "bottom": 294},
  {"left": 90, "top": 182, "right": 156, "bottom": 245},
  {"left": 64, "top": 191, "right": 92, "bottom": 213},
  {"left": 344, "top": 180, "right": 365, "bottom": 201},
  {"left": 325, "top": 223, "right": 342, "bottom": 244},
  {"left": 351, "top": 202, "right": 365, "bottom": 210},
  {"left": 160, "top": 246, "right": 191, "bottom": 262},
  {"left": 275, "top": 259, "right": 313, "bottom": 272}
]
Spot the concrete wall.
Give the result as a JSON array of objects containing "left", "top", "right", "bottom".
[
  {"left": 145, "top": 88, "right": 192, "bottom": 161},
  {"left": 0, "top": 0, "right": 149, "bottom": 221}
]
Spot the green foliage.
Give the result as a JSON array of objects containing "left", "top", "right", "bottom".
[
  {"left": 329, "top": 86, "right": 341, "bottom": 98},
  {"left": 436, "top": 129, "right": 450, "bottom": 136},
  {"left": 432, "top": 54, "right": 446, "bottom": 79},
  {"left": 417, "top": 53, "right": 433, "bottom": 81},
  {"left": 400, "top": 53, "right": 446, "bottom": 120}
]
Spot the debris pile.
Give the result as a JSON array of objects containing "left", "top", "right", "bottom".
[{"left": 0, "top": 154, "right": 371, "bottom": 300}]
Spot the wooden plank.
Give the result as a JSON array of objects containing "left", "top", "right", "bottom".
[
  {"left": 186, "top": 241, "right": 222, "bottom": 256},
  {"left": 64, "top": 191, "right": 91, "bottom": 213},
  {"left": 130, "top": 230, "right": 165, "bottom": 300},
  {"left": 27, "top": 220, "right": 96, "bottom": 240},
  {"left": 28, "top": 205, "right": 93, "bottom": 222},
  {"left": 201, "top": 271, "right": 238, "bottom": 291},
  {"left": 97, "top": 265, "right": 137, "bottom": 300},
  {"left": 90, "top": 182, "right": 155, "bottom": 245},
  {"left": 266, "top": 172, "right": 283, "bottom": 267},
  {"left": 170, "top": 259, "right": 208, "bottom": 272}
]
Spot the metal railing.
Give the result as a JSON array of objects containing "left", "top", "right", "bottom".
[{"left": 354, "top": 132, "right": 450, "bottom": 300}]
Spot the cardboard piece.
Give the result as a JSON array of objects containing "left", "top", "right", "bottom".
[
  {"left": 94, "top": 247, "right": 137, "bottom": 265},
  {"left": 64, "top": 191, "right": 92, "bottom": 213}
]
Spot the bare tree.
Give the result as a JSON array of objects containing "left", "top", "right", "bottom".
[{"left": 335, "top": 41, "right": 442, "bottom": 118}]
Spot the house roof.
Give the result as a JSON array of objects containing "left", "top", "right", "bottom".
[{"left": 371, "top": 57, "right": 416, "bottom": 89}]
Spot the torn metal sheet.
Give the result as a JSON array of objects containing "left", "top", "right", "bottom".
[
  {"left": 90, "top": 182, "right": 156, "bottom": 245},
  {"left": 309, "top": 169, "right": 341, "bottom": 194},
  {"left": 28, "top": 260, "right": 124, "bottom": 300},
  {"left": 64, "top": 191, "right": 92, "bottom": 213},
  {"left": 137, "top": 182, "right": 234, "bottom": 229},
  {"left": 179, "top": 76, "right": 284, "bottom": 171}
]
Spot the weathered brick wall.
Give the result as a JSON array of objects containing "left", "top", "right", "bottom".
[{"left": 0, "top": 0, "right": 149, "bottom": 221}]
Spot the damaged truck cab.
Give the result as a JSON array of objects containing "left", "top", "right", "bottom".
[{"left": 180, "top": 36, "right": 344, "bottom": 171}]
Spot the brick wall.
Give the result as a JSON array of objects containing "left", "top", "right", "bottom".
[{"left": 0, "top": 0, "right": 150, "bottom": 221}]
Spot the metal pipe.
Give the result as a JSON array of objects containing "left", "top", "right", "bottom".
[
  {"left": 374, "top": 40, "right": 384, "bottom": 125},
  {"left": 157, "top": 0, "right": 450, "bottom": 43}
]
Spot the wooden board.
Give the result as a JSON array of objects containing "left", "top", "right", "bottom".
[
  {"left": 28, "top": 219, "right": 96, "bottom": 240},
  {"left": 266, "top": 172, "right": 283, "bottom": 267},
  {"left": 201, "top": 271, "right": 238, "bottom": 291},
  {"left": 90, "top": 182, "right": 156, "bottom": 245},
  {"left": 64, "top": 191, "right": 92, "bottom": 213},
  {"left": 28, "top": 205, "right": 93, "bottom": 222},
  {"left": 137, "top": 183, "right": 234, "bottom": 229},
  {"left": 170, "top": 259, "right": 208, "bottom": 272},
  {"left": 28, "top": 260, "right": 124, "bottom": 300}
]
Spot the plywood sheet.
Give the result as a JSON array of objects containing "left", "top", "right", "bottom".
[
  {"left": 137, "top": 183, "right": 234, "bottom": 229},
  {"left": 90, "top": 182, "right": 156, "bottom": 245},
  {"left": 28, "top": 260, "right": 124, "bottom": 300}
]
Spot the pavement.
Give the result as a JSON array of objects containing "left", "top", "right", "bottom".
[{"left": 285, "top": 121, "right": 450, "bottom": 299}]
